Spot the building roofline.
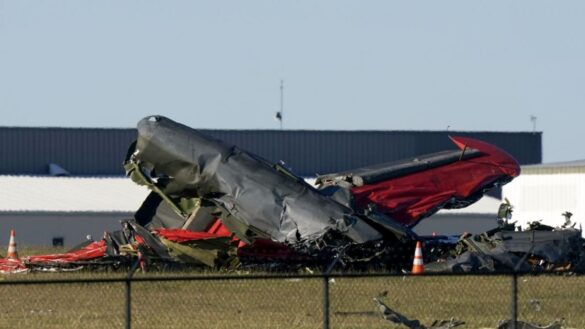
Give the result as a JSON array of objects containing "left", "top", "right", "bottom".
[
  {"left": 0, "top": 126, "right": 541, "bottom": 135},
  {"left": 521, "top": 159, "right": 585, "bottom": 174}
]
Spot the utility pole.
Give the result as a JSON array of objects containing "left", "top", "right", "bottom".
[
  {"left": 274, "top": 80, "right": 284, "bottom": 129},
  {"left": 530, "top": 115, "right": 537, "bottom": 133},
  {"left": 279, "top": 80, "right": 284, "bottom": 130}
]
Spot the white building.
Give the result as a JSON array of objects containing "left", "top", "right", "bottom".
[
  {"left": 1, "top": 175, "right": 504, "bottom": 246},
  {"left": 503, "top": 160, "right": 585, "bottom": 230},
  {"left": 0, "top": 176, "right": 149, "bottom": 247},
  {"left": 413, "top": 196, "right": 501, "bottom": 236}
]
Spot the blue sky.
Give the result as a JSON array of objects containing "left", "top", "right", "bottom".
[{"left": 1, "top": 1, "right": 584, "bottom": 162}]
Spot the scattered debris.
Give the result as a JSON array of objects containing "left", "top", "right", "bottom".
[
  {"left": 428, "top": 319, "right": 467, "bottom": 329},
  {"left": 496, "top": 319, "right": 562, "bottom": 329},
  {"left": 373, "top": 291, "right": 465, "bottom": 329},
  {"left": 496, "top": 198, "right": 516, "bottom": 231},
  {"left": 425, "top": 208, "right": 585, "bottom": 273},
  {"left": 12, "top": 115, "right": 581, "bottom": 274},
  {"left": 561, "top": 211, "right": 576, "bottom": 229},
  {"left": 334, "top": 311, "right": 378, "bottom": 317},
  {"left": 0, "top": 258, "right": 28, "bottom": 274},
  {"left": 529, "top": 299, "right": 542, "bottom": 312}
]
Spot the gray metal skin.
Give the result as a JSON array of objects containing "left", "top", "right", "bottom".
[
  {"left": 131, "top": 116, "right": 384, "bottom": 246},
  {"left": 425, "top": 228, "right": 584, "bottom": 273}
]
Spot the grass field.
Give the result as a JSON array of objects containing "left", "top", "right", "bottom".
[{"left": 0, "top": 248, "right": 583, "bottom": 328}]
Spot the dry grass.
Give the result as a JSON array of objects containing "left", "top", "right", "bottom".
[
  {"left": 0, "top": 248, "right": 583, "bottom": 328},
  {"left": 0, "top": 272, "right": 583, "bottom": 328}
]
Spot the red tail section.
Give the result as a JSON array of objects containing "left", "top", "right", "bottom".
[{"left": 351, "top": 136, "right": 520, "bottom": 226}]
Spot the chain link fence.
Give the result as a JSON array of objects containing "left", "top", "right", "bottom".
[{"left": 0, "top": 272, "right": 583, "bottom": 329}]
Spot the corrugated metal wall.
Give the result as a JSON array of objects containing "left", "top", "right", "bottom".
[
  {"left": 0, "top": 128, "right": 136, "bottom": 176},
  {"left": 0, "top": 127, "right": 542, "bottom": 176}
]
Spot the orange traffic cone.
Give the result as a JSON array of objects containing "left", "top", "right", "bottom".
[
  {"left": 411, "top": 241, "right": 424, "bottom": 274},
  {"left": 6, "top": 229, "right": 19, "bottom": 260}
]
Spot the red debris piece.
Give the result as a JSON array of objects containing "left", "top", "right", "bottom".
[
  {"left": 351, "top": 136, "right": 520, "bottom": 226},
  {"left": 25, "top": 240, "right": 107, "bottom": 265}
]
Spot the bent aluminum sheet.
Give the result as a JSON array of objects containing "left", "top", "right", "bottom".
[{"left": 495, "top": 229, "right": 582, "bottom": 264}]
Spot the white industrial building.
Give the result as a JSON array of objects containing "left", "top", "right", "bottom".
[
  {"left": 0, "top": 176, "right": 149, "bottom": 247},
  {"left": 413, "top": 196, "right": 501, "bottom": 236},
  {"left": 1, "top": 175, "right": 502, "bottom": 247},
  {"left": 503, "top": 160, "right": 585, "bottom": 231}
]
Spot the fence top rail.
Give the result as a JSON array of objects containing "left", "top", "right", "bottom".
[{"left": 0, "top": 270, "right": 571, "bottom": 285}]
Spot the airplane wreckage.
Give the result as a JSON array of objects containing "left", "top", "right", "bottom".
[{"left": 1, "top": 115, "right": 584, "bottom": 274}]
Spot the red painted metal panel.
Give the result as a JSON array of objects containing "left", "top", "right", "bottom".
[{"left": 351, "top": 136, "right": 521, "bottom": 227}]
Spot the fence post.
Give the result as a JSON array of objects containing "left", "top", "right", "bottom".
[
  {"left": 511, "top": 272, "right": 518, "bottom": 329},
  {"left": 125, "top": 256, "right": 141, "bottom": 329},
  {"left": 125, "top": 278, "right": 132, "bottom": 329},
  {"left": 323, "top": 275, "right": 330, "bottom": 329}
]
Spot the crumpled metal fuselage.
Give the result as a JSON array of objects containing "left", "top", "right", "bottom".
[
  {"left": 127, "top": 116, "right": 384, "bottom": 247},
  {"left": 125, "top": 115, "right": 520, "bottom": 267}
]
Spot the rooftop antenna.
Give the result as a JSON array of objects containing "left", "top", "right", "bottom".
[
  {"left": 274, "top": 80, "right": 284, "bottom": 129},
  {"left": 530, "top": 115, "right": 537, "bottom": 133}
]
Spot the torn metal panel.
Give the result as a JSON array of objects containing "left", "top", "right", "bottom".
[
  {"left": 24, "top": 240, "right": 108, "bottom": 265},
  {"left": 425, "top": 251, "right": 496, "bottom": 273},
  {"left": 125, "top": 219, "right": 174, "bottom": 261},
  {"left": 134, "top": 192, "right": 190, "bottom": 228},
  {"left": 0, "top": 259, "right": 28, "bottom": 274},
  {"left": 159, "top": 237, "right": 236, "bottom": 268},
  {"left": 332, "top": 136, "right": 520, "bottom": 227},
  {"left": 425, "top": 225, "right": 585, "bottom": 273},
  {"left": 495, "top": 229, "right": 582, "bottom": 264},
  {"left": 373, "top": 291, "right": 465, "bottom": 329},
  {"left": 181, "top": 199, "right": 218, "bottom": 231},
  {"left": 108, "top": 229, "right": 131, "bottom": 252},
  {"left": 359, "top": 211, "right": 418, "bottom": 241},
  {"left": 126, "top": 115, "right": 384, "bottom": 246},
  {"left": 103, "top": 233, "right": 118, "bottom": 256},
  {"left": 154, "top": 228, "right": 231, "bottom": 241}
]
